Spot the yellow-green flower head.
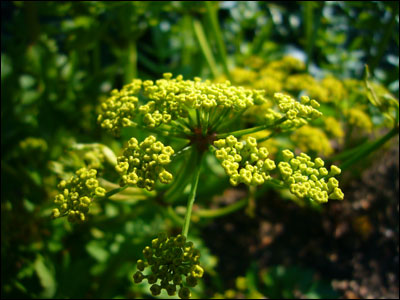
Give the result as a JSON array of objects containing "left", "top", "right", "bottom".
[
  {"left": 142, "top": 73, "right": 266, "bottom": 113},
  {"left": 229, "top": 68, "right": 258, "bottom": 85},
  {"left": 116, "top": 136, "right": 174, "bottom": 191},
  {"left": 98, "top": 74, "right": 267, "bottom": 134},
  {"left": 213, "top": 135, "right": 276, "bottom": 186},
  {"left": 320, "top": 76, "right": 347, "bottom": 103},
  {"left": 52, "top": 168, "right": 106, "bottom": 222},
  {"left": 253, "top": 76, "right": 283, "bottom": 97},
  {"left": 265, "top": 56, "right": 306, "bottom": 73},
  {"left": 278, "top": 150, "right": 344, "bottom": 203},
  {"left": 291, "top": 125, "right": 334, "bottom": 156},
  {"left": 265, "top": 93, "right": 322, "bottom": 131},
  {"left": 285, "top": 74, "right": 317, "bottom": 92},
  {"left": 97, "top": 79, "right": 142, "bottom": 135},
  {"left": 133, "top": 233, "right": 203, "bottom": 299},
  {"left": 324, "top": 116, "right": 344, "bottom": 139},
  {"left": 83, "top": 148, "right": 106, "bottom": 170},
  {"left": 243, "top": 55, "right": 266, "bottom": 70},
  {"left": 244, "top": 131, "right": 280, "bottom": 158},
  {"left": 19, "top": 137, "right": 48, "bottom": 153},
  {"left": 345, "top": 107, "right": 373, "bottom": 133}
]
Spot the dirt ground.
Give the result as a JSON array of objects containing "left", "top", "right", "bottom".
[{"left": 203, "top": 138, "right": 399, "bottom": 299}]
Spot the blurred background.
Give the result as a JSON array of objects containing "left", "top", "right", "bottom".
[{"left": 1, "top": 1, "right": 399, "bottom": 299}]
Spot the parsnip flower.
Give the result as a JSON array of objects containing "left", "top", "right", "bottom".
[
  {"left": 277, "top": 150, "right": 344, "bottom": 203},
  {"left": 98, "top": 73, "right": 267, "bottom": 134},
  {"left": 116, "top": 136, "right": 174, "bottom": 191},
  {"left": 213, "top": 135, "right": 276, "bottom": 186},
  {"left": 52, "top": 168, "right": 106, "bottom": 222}
]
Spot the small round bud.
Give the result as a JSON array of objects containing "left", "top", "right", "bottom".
[
  {"left": 178, "top": 287, "right": 191, "bottom": 299},
  {"left": 150, "top": 284, "right": 162, "bottom": 296},
  {"left": 133, "top": 271, "right": 144, "bottom": 283}
]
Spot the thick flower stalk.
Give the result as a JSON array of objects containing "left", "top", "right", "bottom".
[
  {"left": 115, "top": 136, "right": 174, "bottom": 191},
  {"left": 278, "top": 150, "right": 344, "bottom": 203},
  {"left": 213, "top": 135, "right": 276, "bottom": 186},
  {"left": 133, "top": 233, "right": 203, "bottom": 299},
  {"left": 52, "top": 168, "right": 106, "bottom": 222}
]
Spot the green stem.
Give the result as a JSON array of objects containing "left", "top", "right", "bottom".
[
  {"left": 256, "top": 131, "right": 278, "bottom": 143},
  {"left": 97, "top": 180, "right": 156, "bottom": 199},
  {"left": 215, "top": 108, "right": 247, "bottom": 132},
  {"left": 124, "top": 39, "right": 137, "bottom": 84},
  {"left": 194, "top": 198, "right": 248, "bottom": 218},
  {"left": 340, "top": 126, "right": 399, "bottom": 171},
  {"left": 171, "top": 120, "right": 192, "bottom": 134},
  {"left": 263, "top": 178, "right": 287, "bottom": 189},
  {"left": 99, "top": 185, "right": 128, "bottom": 199},
  {"left": 171, "top": 143, "right": 192, "bottom": 160},
  {"left": 245, "top": 186, "right": 257, "bottom": 217},
  {"left": 368, "top": 3, "right": 398, "bottom": 74},
  {"left": 165, "top": 148, "right": 197, "bottom": 201},
  {"left": 181, "top": 14, "right": 193, "bottom": 66},
  {"left": 205, "top": 2, "right": 231, "bottom": 81},
  {"left": 167, "top": 206, "right": 184, "bottom": 226},
  {"left": 192, "top": 18, "right": 219, "bottom": 78},
  {"left": 328, "top": 139, "right": 371, "bottom": 162},
  {"left": 364, "top": 65, "right": 381, "bottom": 107},
  {"left": 216, "top": 117, "right": 286, "bottom": 139},
  {"left": 140, "top": 126, "right": 189, "bottom": 140},
  {"left": 303, "top": 2, "right": 314, "bottom": 71},
  {"left": 209, "top": 107, "right": 230, "bottom": 131},
  {"left": 251, "top": 8, "right": 273, "bottom": 55},
  {"left": 182, "top": 153, "right": 203, "bottom": 237}
]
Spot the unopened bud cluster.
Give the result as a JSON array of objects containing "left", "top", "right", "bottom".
[
  {"left": 278, "top": 150, "right": 344, "bottom": 203},
  {"left": 52, "top": 168, "right": 106, "bottom": 222},
  {"left": 213, "top": 135, "right": 276, "bottom": 186},
  {"left": 133, "top": 233, "right": 204, "bottom": 299},
  {"left": 265, "top": 93, "right": 322, "bottom": 130},
  {"left": 115, "top": 136, "right": 174, "bottom": 191}
]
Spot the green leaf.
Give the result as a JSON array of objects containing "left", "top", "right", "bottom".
[
  {"left": 1, "top": 54, "right": 12, "bottom": 80},
  {"left": 86, "top": 240, "right": 110, "bottom": 263},
  {"left": 34, "top": 255, "right": 56, "bottom": 298}
]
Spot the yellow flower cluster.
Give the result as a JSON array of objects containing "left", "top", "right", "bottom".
[
  {"left": 98, "top": 73, "right": 267, "bottom": 134},
  {"left": 229, "top": 68, "right": 258, "bottom": 85},
  {"left": 19, "top": 137, "right": 48, "bottom": 153},
  {"left": 278, "top": 150, "right": 344, "bottom": 203},
  {"left": 291, "top": 125, "right": 334, "bottom": 156},
  {"left": 133, "top": 233, "right": 203, "bottom": 299},
  {"left": 98, "top": 79, "right": 142, "bottom": 135},
  {"left": 345, "top": 107, "right": 373, "bottom": 132},
  {"left": 244, "top": 130, "right": 280, "bottom": 157},
  {"left": 266, "top": 55, "right": 306, "bottom": 73},
  {"left": 52, "top": 168, "right": 106, "bottom": 222},
  {"left": 324, "top": 116, "right": 344, "bottom": 138},
  {"left": 265, "top": 93, "right": 322, "bottom": 130},
  {"left": 83, "top": 148, "right": 106, "bottom": 170},
  {"left": 115, "top": 136, "right": 174, "bottom": 191},
  {"left": 286, "top": 74, "right": 346, "bottom": 104},
  {"left": 213, "top": 135, "right": 276, "bottom": 186}
]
